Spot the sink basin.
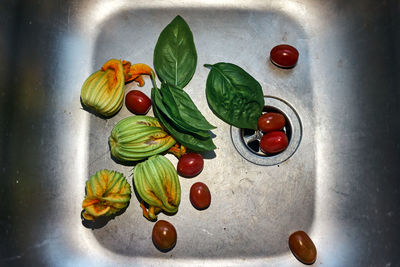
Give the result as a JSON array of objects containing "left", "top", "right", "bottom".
[{"left": 1, "top": 1, "right": 399, "bottom": 266}]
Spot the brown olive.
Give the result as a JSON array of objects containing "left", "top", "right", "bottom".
[{"left": 289, "top": 230, "right": 317, "bottom": 264}]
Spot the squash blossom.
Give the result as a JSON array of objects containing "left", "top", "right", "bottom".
[
  {"left": 133, "top": 155, "right": 181, "bottom": 221},
  {"left": 122, "top": 60, "right": 154, "bottom": 86},
  {"left": 80, "top": 59, "right": 153, "bottom": 117},
  {"left": 109, "top": 116, "right": 176, "bottom": 162},
  {"left": 80, "top": 59, "right": 125, "bottom": 117},
  {"left": 82, "top": 169, "right": 131, "bottom": 221}
]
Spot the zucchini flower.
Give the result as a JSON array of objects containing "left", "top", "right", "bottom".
[
  {"left": 80, "top": 59, "right": 154, "bottom": 117},
  {"left": 122, "top": 60, "right": 154, "bottom": 86},
  {"left": 82, "top": 169, "right": 131, "bottom": 221},
  {"left": 109, "top": 116, "right": 176, "bottom": 162},
  {"left": 80, "top": 59, "right": 125, "bottom": 117},
  {"left": 133, "top": 155, "right": 181, "bottom": 221}
]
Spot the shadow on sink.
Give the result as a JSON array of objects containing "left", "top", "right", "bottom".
[{"left": 86, "top": 7, "right": 315, "bottom": 259}]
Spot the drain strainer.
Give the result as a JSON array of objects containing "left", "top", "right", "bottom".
[{"left": 230, "top": 96, "right": 302, "bottom": 166}]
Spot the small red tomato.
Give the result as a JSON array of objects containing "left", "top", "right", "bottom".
[
  {"left": 125, "top": 90, "right": 151, "bottom": 114},
  {"left": 258, "top": 112, "right": 286, "bottom": 132},
  {"left": 190, "top": 182, "right": 211, "bottom": 210},
  {"left": 152, "top": 220, "right": 177, "bottom": 252},
  {"left": 270, "top": 44, "right": 299, "bottom": 68},
  {"left": 289, "top": 231, "right": 317, "bottom": 264},
  {"left": 260, "top": 131, "right": 288, "bottom": 154},
  {"left": 177, "top": 153, "right": 204, "bottom": 178}
]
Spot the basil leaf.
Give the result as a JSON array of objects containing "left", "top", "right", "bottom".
[
  {"left": 204, "top": 62, "right": 264, "bottom": 130},
  {"left": 152, "top": 88, "right": 216, "bottom": 152},
  {"left": 153, "top": 86, "right": 210, "bottom": 139},
  {"left": 154, "top": 15, "right": 197, "bottom": 89},
  {"left": 161, "top": 83, "right": 216, "bottom": 131}
]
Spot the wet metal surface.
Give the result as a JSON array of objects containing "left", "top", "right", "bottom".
[{"left": 1, "top": 0, "right": 399, "bottom": 266}]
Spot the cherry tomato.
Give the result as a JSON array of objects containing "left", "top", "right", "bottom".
[
  {"left": 190, "top": 182, "right": 211, "bottom": 210},
  {"left": 152, "top": 220, "right": 177, "bottom": 252},
  {"left": 289, "top": 231, "right": 317, "bottom": 264},
  {"left": 260, "top": 131, "right": 288, "bottom": 154},
  {"left": 270, "top": 44, "right": 299, "bottom": 68},
  {"left": 258, "top": 112, "right": 286, "bottom": 132},
  {"left": 177, "top": 153, "right": 204, "bottom": 178},
  {"left": 125, "top": 90, "right": 151, "bottom": 115}
]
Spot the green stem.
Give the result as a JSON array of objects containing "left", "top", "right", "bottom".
[
  {"left": 203, "top": 64, "right": 213, "bottom": 69},
  {"left": 150, "top": 71, "right": 159, "bottom": 90}
]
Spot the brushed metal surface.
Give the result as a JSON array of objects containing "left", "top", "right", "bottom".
[{"left": 1, "top": 0, "right": 399, "bottom": 266}]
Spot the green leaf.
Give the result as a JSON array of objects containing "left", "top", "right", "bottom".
[
  {"left": 154, "top": 15, "right": 197, "bottom": 89},
  {"left": 160, "top": 82, "right": 216, "bottom": 131},
  {"left": 152, "top": 85, "right": 210, "bottom": 139},
  {"left": 152, "top": 88, "right": 216, "bottom": 152},
  {"left": 204, "top": 62, "right": 265, "bottom": 129}
]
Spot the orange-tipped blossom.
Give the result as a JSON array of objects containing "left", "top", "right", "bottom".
[
  {"left": 109, "top": 116, "right": 176, "bottom": 162},
  {"left": 122, "top": 60, "right": 154, "bottom": 86},
  {"left": 81, "top": 169, "right": 131, "bottom": 221},
  {"left": 80, "top": 59, "right": 125, "bottom": 117},
  {"left": 168, "top": 144, "right": 187, "bottom": 158},
  {"left": 102, "top": 59, "right": 124, "bottom": 93},
  {"left": 134, "top": 75, "right": 145, "bottom": 87},
  {"left": 133, "top": 155, "right": 181, "bottom": 221},
  {"left": 81, "top": 59, "right": 154, "bottom": 117},
  {"left": 82, "top": 198, "right": 100, "bottom": 208},
  {"left": 122, "top": 60, "right": 133, "bottom": 81}
]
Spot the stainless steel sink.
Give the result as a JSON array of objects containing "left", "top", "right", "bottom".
[{"left": 1, "top": 0, "right": 399, "bottom": 266}]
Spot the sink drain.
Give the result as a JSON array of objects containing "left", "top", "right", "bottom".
[{"left": 230, "top": 96, "right": 302, "bottom": 166}]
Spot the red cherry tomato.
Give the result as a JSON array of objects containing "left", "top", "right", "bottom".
[
  {"left": 258, "top": 112, "right": 286, "bottom": 132},
  {"left": 260, "top": 131, "right": 289, "bottom": 154},
  {"left": 152, "top": 220, "right": 177, "bottom": 251},
  {"left": 190, "top": 182, "right": 211, "bottom": 210},
  {"left": 289, "top": 231, "right": 317, "bottom": 264},
  {"left": 125, "top": 90, "right": 151, "bottom": 114},
  {"left": 270, "top": 44, "right": 299, "bottom": 68},
  {"left": 177, "top": 153, "right": 204, "bottom": 178}
]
